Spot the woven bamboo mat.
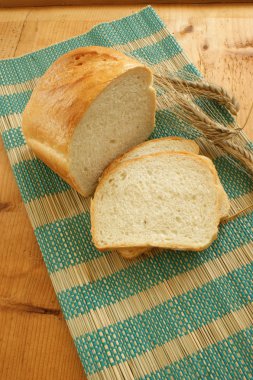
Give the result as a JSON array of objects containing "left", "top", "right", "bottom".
[{"left": 0, "top": 6, "right": 253, "bottom": 379}]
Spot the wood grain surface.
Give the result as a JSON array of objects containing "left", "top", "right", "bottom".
[
  {"left": 0, "top": 5, "right": 253, "bottom": 380},
  {"left": 2, "top": 0, "right": 253, "bottom": 8}
]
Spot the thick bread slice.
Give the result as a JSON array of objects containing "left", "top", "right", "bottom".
[
  {"left": 91, "top": 152, "right": 220, "bottom": 252},
  {"left": 22, "top": 46, "right": 156, "bottom": 196},
  {"left": 111, "top": 137, "right": 199, "bottom": 167},
  {"left": 114, "top": 138, "right": 229, "bottom": 258},
  {"left": 104, "top": 137, "right": 199, "bottom": 179},
  {"left": 108, "top": 138, "right": 228, "bottom": 219},
  {"left": 117, "top": 138, "right": 199, "bottom": 258}
]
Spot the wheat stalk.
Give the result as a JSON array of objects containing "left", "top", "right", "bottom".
[
  {"left": 154, "top": 74, "right": 253, "bottom": 176},
  {"left": 155, "top": 74, "right": 240, "bottom": 116}
]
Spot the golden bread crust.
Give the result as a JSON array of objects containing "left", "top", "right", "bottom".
[{"left": 22, "top": 46, "right": 150, "bottom": 194}]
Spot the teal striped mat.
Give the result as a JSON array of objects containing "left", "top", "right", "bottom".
[{"left": 0, "top": 6, "right": 253, "bottom": 379}]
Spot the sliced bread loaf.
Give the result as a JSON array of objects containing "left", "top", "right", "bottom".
[
  {"left": 22, "top": 47, "right": 156, "bottom": 196},
  {"left": 91, "top": 152, "right": 220, "bottom": 252}
]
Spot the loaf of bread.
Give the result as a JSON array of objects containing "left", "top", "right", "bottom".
[
  {"left": 22, "top": 46, "right": 156, "bottom": 196},
  {"left": 91, "top": 152, "right": 221, "bottom": 252}
]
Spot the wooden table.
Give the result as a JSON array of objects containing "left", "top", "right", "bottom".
[{"left": 0, "top": 4, "right": 253, "bottom": 380}]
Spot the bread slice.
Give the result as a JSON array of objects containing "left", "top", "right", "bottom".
[
  {"left": 112, "top": 138, "right": 229, "bottom": 258},
  {"left": 115, "top": 137, "right": 199, "bottom": 163},
  {"left": 91, "top": 152, "right": 220, "bottom": 252},
  {"left": 22, "top": 46, "right": 156, "bottom": 197},
  {"left": 105, "top": 137, "right": 199, "bottom": 175},
  {"left": 116, "top": 138, "right": 199, "bottom": 258},
  {"left": 110, "top": 138, "right": 229, "bottom": 219}
]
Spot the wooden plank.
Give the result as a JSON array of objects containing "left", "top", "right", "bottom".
[
  {"left": 1, "top": 0, "right": 253, "bottom": 8},
  {"left": 0, "top": 309, "right": 85, "bottom": 380},
  {"left": 0, "top": 5, "right": 252, "bottom": 380}
]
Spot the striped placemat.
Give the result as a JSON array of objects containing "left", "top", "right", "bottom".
[{"left": 0, "top": 6, "right": 253, "bottom": 379}]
